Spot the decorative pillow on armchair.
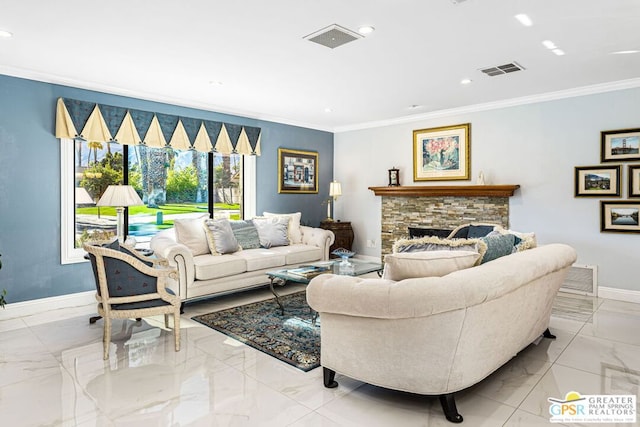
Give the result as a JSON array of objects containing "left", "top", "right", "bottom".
[
  {"left": 382, "top": 250, "right": 481, "bottom": 281},
  {"left": 252, "top": 216, "right": 290, "bottom": 248}
]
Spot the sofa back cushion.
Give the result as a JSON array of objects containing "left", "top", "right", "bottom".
[
  {"left": 174, "top": 215, "right": 209, "bottom": 256},
  {"left": 382, "top": 250, "right": 480, "bottom": 281}
]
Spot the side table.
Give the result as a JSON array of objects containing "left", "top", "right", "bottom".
[{"left": 320, "top": 220, "right": 354, "bottom": 256}]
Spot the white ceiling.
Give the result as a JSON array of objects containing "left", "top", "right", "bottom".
[{"left": 1, "top": 0, "right": 639, "bottom": 132}]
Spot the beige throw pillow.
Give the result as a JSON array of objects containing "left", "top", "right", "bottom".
[
  {"left": 203, "top": 218, "right": 240, "bottom": 255},
  {"left": 382, "top": 250, "right": 480, "bottom": 281},
  {"left": 263, "top": 212, "right": 302, "bottom": 244},
  {"left": 174, "top": 215, "right": 209, "bottom": 256}
]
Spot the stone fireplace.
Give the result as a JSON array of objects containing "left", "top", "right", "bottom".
[{"left": 369, "top": 185, "right": 520, "bottom": 256}]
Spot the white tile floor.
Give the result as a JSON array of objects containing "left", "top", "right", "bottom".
[{"left": 1, "top": 287, "right": 639, "bottom": 426}]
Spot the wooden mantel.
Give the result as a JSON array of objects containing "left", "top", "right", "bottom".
[{"left": 368, "top": 185, "right": 520, "bottom": 198}]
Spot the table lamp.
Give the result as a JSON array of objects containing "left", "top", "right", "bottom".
[
  {"left": 97, "top": 185, "right": 144, "bottom": 244},
  {"left": 326, "top": 180, "right": 342, "bottom": 221}
]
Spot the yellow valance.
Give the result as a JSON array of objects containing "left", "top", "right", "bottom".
[{"left": 55, "top": 98, "right": 261, "bottom": 155}]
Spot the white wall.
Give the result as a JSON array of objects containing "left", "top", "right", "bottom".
[{"left": 334, "top": 87, "right": 640, "bottom": 292}]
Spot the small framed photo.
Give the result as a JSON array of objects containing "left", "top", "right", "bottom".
[
  {"left": 574, "top": 165, "right": 621, "bottom": 197},
  {"left": 600, "top": 200, "right": 640, "bottom": 233},
  {"left": 601, "top": 128, "right": 640, "bottom": 162},
  {"left": 278, "top": 148, "right": 318, "bottom": 193},
  {"left": 629, "top": 165, "right": 640, "bottom": 198},
  {"left": 413, "top": 123, "right": 470, "bottom": 181}
]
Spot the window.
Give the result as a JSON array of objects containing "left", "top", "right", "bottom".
[{"left": 61, "top": 138, "right": 256, "bottom": 264}]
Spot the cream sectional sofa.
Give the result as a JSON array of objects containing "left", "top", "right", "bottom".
[
  {"left": 307, "top": 243, "right": 577, "bottom": 423},
  {"left": 150, "top": 215, "right": 334, "bottom": 303}
]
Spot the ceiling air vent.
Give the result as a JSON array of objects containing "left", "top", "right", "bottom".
[
  {"left": 480, "top": 62, "right": 525, "bottom": 76},
  {"left": 304, "top": 24, "right": 363, "bottom": 49}
]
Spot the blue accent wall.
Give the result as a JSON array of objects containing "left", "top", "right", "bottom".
[{"left": 0, "top": 74, "right": 333, "bottom": 303}]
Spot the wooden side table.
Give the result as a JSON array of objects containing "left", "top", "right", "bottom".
[{"left": 320, "top": 220, "right": 354, "bottom": 256}]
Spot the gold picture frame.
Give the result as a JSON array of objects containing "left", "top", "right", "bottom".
[
  {"left": 278, "top": 148, "right": 318, "bottom": 194},
  {"left": 413, "top": 123, "right": 470, "bottom": 181}
]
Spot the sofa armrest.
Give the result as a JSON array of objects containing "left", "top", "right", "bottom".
[
  {"left": 300, "top": 225, "right": 335, "bottom": 260},
  {"left": 150, "top": 229, "right": 194, "bottom": 300}
]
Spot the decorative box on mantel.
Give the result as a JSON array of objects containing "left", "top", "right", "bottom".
[{"left": 368, "top": 185, "right": 520, "bottom": 256}]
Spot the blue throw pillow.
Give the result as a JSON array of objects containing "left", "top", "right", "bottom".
[
  {"left": 480, "top": 233, "right": 516, "bottom": 263},
  {"left": 229, "top": 220, "right": 261, "bottom": 249},
  {"left": 468, "top": 225, "right": 496, "bottom": 238}
]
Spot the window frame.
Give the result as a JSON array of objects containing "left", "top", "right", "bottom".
[{"left": 60, "top": 138, "right": 257, "bottom": 264}]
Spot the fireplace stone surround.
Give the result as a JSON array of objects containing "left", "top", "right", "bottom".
[{"left": 368, "top": 185, "right": 520, "bottom": 256}]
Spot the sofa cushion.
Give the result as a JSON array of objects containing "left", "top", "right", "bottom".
[
  {"left": 174, "top": 215, "right": 209, "bottom": 256},
  {"left": 233, "top": 248, "right": 286, "bottom": 271},
  {"left": 252, "top": 216, "right": 290, "bottom": 248},
  {"left": 392, "top": 236, "right": 487, "bottom": 264},
  {"left": 263, "top": 212, "right": 302, "bottom": 244},
  {"left": 203, "top": 218, "right": 240, "bottom": 255},
  {"left": 268, "top": 244, "right": 323, "bottom": 265},
  {"left": 479, "top": 233, "right": 516, "bottom": 263},
  {"left": 229, "top": 220, "right": 261, "bottom": 249},
  {"left": 382, "top": 250, "right": 480, "bottom": 281},
  {"left": 193, "top": 254, "right": 247, "bottom": 280}
]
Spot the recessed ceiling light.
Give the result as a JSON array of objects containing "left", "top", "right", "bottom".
[
  {"left": 324, "top": 107, "right": 333, "bottom": 113},
  {"left": 208, "top": 80, "right": 223, "bottom": 86},
  {"left": 611, "top": 50, "right": 639, "bottom": 55},
  {"left": 542, "top": 40, "right": 557, "bottom": 50},
  {"left": 0, "top": 30, "right": 13, "bottom": 38},
  {"left": 552, "top": 48, "right": 565, "bottom": 56},
  {"left": 514, "top": 14, "right": 533, "bottom": 27},
  {"left": 460, "top": 78, "right": 472, "bottom": 85},
  {"left": 358, "top": 26, "right": 375, "bottom": 35}
]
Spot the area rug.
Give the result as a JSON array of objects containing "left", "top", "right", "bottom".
[{"left": 192, "top": 292, "right": 320, "bottom": 371}]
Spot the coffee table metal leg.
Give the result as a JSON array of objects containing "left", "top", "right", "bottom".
[{"left": 269, "top": 276, "right": 285, "bottom": 315}]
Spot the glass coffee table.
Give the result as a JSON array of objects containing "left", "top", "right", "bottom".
[{"left": 266, "top": 258, "right": 383, "bottom": 314}]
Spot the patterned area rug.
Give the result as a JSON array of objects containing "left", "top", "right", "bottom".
[{"left": 192, "top": 292, "right": 320, "bottom": 371}]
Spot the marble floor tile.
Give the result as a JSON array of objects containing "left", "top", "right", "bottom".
[{"left": 1, "top": 289, "right": 639, "bottom": 426}]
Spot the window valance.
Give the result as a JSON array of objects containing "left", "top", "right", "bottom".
[{"left": 55, "top": 98, "right": 261, "bottom": 155}]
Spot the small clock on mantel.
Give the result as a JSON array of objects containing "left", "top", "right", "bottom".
[{"left": 388, "top": 167, "right": 400, "bottom": 186}]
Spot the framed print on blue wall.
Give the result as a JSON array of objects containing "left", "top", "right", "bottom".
[{"left": 278, "top": 148, "right": 318, "bottom": 193}]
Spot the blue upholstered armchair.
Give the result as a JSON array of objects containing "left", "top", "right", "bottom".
[{"left": 84, "top": 242, "right": 181, "bottom": 360}]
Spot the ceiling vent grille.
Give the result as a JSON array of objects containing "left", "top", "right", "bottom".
[
  {"left": 480, "top": 62, "right": 525, "bottom": 76},
  {"left": 304, "top": 24, "right": 363, "bottom": 49}
]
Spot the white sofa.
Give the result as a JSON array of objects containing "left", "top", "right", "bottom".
[
  {"left": 151, "top": 223, "right": 334, "bottom": 303},
  {"left": 306, "top": 243, "right": 577, "bottom": 423}
]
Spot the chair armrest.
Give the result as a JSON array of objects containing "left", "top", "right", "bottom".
[
  {"left": 300, "top": 226, "right": 335, "bottom": 260},
  {"left": 150, "top": 233, "right": 194, "bottom": 300}
]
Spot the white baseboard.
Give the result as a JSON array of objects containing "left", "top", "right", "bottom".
[
  {"left": 598, "top": 286, "right": 640, "bottom": 304},
  {"left": 0, "top": 291, "right": 95, "bottom": 321}
]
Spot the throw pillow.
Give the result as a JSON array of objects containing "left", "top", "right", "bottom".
[
  {"left": 252, "top": 216, "right": 290, "bottom": 248},
  {"left": 382, "top": 250, "right": 480, "bottom": 281},
  {"left": 174, "top": 215, "right": 210, "bottom": 256},
  {"left": 203, "top": 218, "right": 240, "bottom": 255},
  {"left": 229, "top": 220, "right": 261, "bottom": 250},
  {"left": 392, "top": 236, "right": 487, "bottom": 264},
  {"left": 479, "top": 233, "right": 516, "bottom": 263},
  {"left": 263, "top": 212, "right": 302, "bottom": 244}
]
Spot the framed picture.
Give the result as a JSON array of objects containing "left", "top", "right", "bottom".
[
  {"left": 601, "top": 128, "right": 640, "bottom": 162},
  {"left": 600, "top": 200, "right": 640, "bottom": 233},
  {"left": 413, "top": 123, "right": 470, "bottom": 181},
  {"left": 629, "top": 165, "right": 640, "bottom": 198},
  {"left": 278, "top": 148, "right": 318, "bottom": 193},
  {"left": 574, "top": 165, "right": 621, "bottom": 197}
]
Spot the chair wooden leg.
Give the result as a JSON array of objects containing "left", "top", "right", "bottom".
[
  {"left": 174, "top": 310, "right": 181, "bottom": 352},
  {"left": 103, "top": 317, "right": 111, "bottom": 360},
  {"left": 164, "top": 314, "right": 169, "bottom": 329}
]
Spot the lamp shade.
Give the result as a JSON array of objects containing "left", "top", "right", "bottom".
[
  {"left": 75, "top": 187, "right": 95, "bottom": 205},
  {"left": 97, "top": 185, "right": 143, "bottom": 207},
  {"left": 329, "top": 180, "right": 342, "bottom": 198}
]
